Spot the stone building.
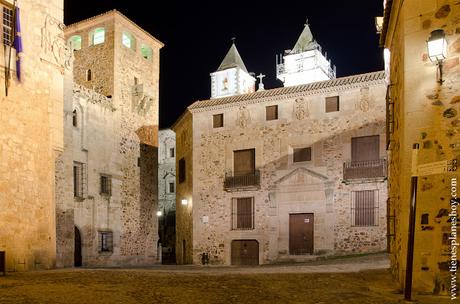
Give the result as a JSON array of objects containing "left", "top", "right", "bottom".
[
  {"left": 173, "top": 25, "right": 388, "bottom": 265},
  {"left": 381, "top": 0, "right": 460, "bottom": 295},
  {"left": 0, "top": 0, "right": 67, "bottom": 271},
  {"left": 55, "top": 10, "right": 163, "bottom": 267},
  {"left": 158, "top": 129, "right": 176, "bottom": 262}
]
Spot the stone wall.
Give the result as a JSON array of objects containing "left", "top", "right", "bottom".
[
  {"left": 175, "top": 72, "right": 388, "bottom": 265},
  {"left": 159, "top": 129, "right": 176, "bottom": 214},
  {"left": 384, "top": 0, "right": 460, "bottom": 294},
  {"left": 0, "top": 0, "right": 65, "bottom": 271},
  {"left": 173, "top": 112, "right": 194, "bottom": 264}
]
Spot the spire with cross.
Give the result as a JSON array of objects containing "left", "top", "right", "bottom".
[{"left": 257, "top": 73, "right": 266, "bottom": 91}]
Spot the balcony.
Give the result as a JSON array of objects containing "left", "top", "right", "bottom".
[
  {"left": 224, "top": 170, "right": 260, "bottom": 191},
  {"left": 343, "top": 159, "right": 387, "bottom": 183}
]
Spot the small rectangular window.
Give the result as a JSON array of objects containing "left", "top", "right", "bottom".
[
  {"left": 98, "top": 231, "right": 113, "bottom": 252},
  {"left": 169, "top": 182, "right": 175, "bottom": 193},
  {"left": 100, "top": 175, "right": 112, "bottom": 196},
  {"left": 213, "top": 113, "right": 224, "bottom": 128},
  {"left": 351, "top": 190, "right": 378, "bottom": 227},
  {"left": 266, "top": 105, "right": 278, "bottom": 120},
  {"left": 73, "top": 162, "right": 87, "bottom": 198},
  {"left": 179, "top": 158, "right": 186, "bottom": 183},
  {"left": 293, "top": 147, "right": 311, "bottom": 162},
  {"left": 232, "top": 197, "right": 254, "bottom": 230},
  {"left": 2, "top": 6, "right": 13, "bottom": 46},
  {"left": 170, "top": 148, "right": 175, "bottom": 158},
  {"left": 72, "top": 110, "right": 78, "bottom": 127},
  {"left": 325, "top": 96, "right": 339, "bottom": 112}
]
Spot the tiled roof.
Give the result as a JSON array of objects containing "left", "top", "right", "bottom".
[{"left": 189, "top": 71, "right": 385, "bottom": 112}]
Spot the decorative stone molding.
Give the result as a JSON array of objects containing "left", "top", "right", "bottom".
[
  {"left": 40, "top": 14, "right": 73, "bottom": 71},
  {"left": 73, "top": 84, "right": 115, "bottom": 111},
  {"left": 236, "top": 106, "right": 251, "bottom": 128},
  {"left": 293, "top": 97, "right": 310, "bottom": 120}
]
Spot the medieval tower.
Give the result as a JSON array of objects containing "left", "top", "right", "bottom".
[{"left": 55, "top": 10, "right": 163, "bottom": 267}]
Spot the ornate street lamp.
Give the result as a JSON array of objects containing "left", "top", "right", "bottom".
[{"left": 427, "top": 29, "right": 447, "bottom": 84}]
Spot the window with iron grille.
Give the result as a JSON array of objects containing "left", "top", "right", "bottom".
[
  {"left": 351, "top": 190, "right": 379, "bottom": 227},
  {"left": 293, "top": 147, "right": 311, "bottom": 162},
  {"left": 73, "top": 162, "right": 87, "bottom": 198},
  {"left": 213, "top": 113, "right": 224, "bottom": 128},
  {"left": 100, "top": 175, "right": 112, "bottom": 196},
  {"left": 98, "top": 231, "right": 113, "bottom": 253},
  {"left": 266, "top": 105, "right": 278, "bottom": 120},
  {"left": 232, "top": 197, "right": 254, "bottom": 230},
  {"left": 178, "top": 158, "right": 185, "bottom": 183},
  {"left": 325, "top": 96, "right": 339, "bottom": 112},
  {"left": 2, "top": 6, "right": 13, "bottom": 46}
]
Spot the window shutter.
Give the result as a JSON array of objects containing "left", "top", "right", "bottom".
[
  {"left": 213, "top": 114, "right": 224, "bottom": 128},
  {"left": 233, "top": 149, "right": 255, "bottom": 176},
  {"left": 351, "top": 135, "right": 380, "bottom": 162},
  {"left": 266, "top": 105, "right": 278, "bottom": 120},
  {"left": 232, "top": 198, "right": 237, "bottom": 229},
  {"left": 293, "top": 147, "right": 311, "bottom": 162},
  {"left": 325, "top": 96, "right": 339, "bottom": 112}
]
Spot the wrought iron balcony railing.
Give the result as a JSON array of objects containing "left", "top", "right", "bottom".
[
  {"left": 343, "top": 159, "right": 387, "bottom": 181},
  {"left": 224, "top": 170, "right": 260, "bottom": 190}
]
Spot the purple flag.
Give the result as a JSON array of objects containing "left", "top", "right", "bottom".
[{"left": 13, "top": 7, "right": 22, "bottom": 81}]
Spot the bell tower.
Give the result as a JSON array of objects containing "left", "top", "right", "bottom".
[
  {"left": 277, "top": 21, "right": 336, "bottom": 87},
  {"left": 210, "top": 40, "right": 255, "bottom": 99}
]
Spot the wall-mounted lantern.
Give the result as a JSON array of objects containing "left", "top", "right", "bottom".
[
  {"left": 427, "top": 29, "right": 447, "bottom": 84},
  {"left": 181, "top": 199, "right": 188, "bottom": 206},
  {"left": 156, "top": 210, "right": 163, "bottom": 217}
]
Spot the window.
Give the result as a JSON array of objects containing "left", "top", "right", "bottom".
[
  {"left": 325, "top": 96, "right": 339, "bottom": 112},
  {"left": 141, "top": 44, "right": 153, "bottom": 60},
  {"left": 232, "top": 197, "right": 254, "bottom": 230},
  {"left": 134, "top": 77, "right": 139, "bottom": 85},
  {"left": 213, "top": 113, "right": 224, "bottom": 128},
  {"left": 100, "top": 175, "right": 112, "bottom": 196},
  {"left": 90, "top": 27, "right": 105, "bottom": 45},
  {"left": 351, "top": 190, "right": 378, "bottom": 227},
  {"left": 2, "top": 6, "right": 13, "bottom": 46},
  {"left": 169, "top": 182, "right": 175, "bottom": 193},
  {"left": 351, "top": 135, "right": 380, "bottom": 162},
  {"left": 98, "top": 231, "right": 113, "bottom": 252},
  {"left": 169, "top": 148, "right": 175, "bottom": 158},
  {"left": 86, "top": 69, "right": 92, "bottom": 81},
  {"left": 68, "top": 35, "right": 82, "bottom": 51},
  {"left": 179, "top": 158, "right": 185, "bottom": 183},
  {"left": 72, "top": 109, "right": 78, "bottom": 127},
  {"left": 266, "top": 105, "right": 278, "bottom": 120},
  {"left": 293, "top": 147, "right": 311, "bottom": 162},
  {"left": 73, "top": 162, "right": 87, "bottom": 198},
  {"left": 234, "top": 149, "right": 255, "bottom": 176},
  {"left": 421, "top": 214, "right": 429, "bottom": 225},
  {"left": 122, "top": 32, "right": 136, "bottom": 50}
]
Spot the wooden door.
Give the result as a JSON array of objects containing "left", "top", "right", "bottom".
[
  {"left": 231, "top": 240, "right": 259, "bottom": 265},
  {"left": 289, "top": 213, "right": 314, "bottom": 255},
  {"left": 234, "top": 149, "right": 255, "bottom": 176},
  {"left": 74, "top": 226, "right": 82, "bottom": 267},
  {"left": 351, "top": 135, "right": 379, "bottom": 162}
]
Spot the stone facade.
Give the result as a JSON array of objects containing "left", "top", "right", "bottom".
[
  {"left": 55, "top": 10, "right": 163, "bottom": 267},
  {"left": 381, "top": 0, "right": 460, "bottom": 295},
  {"left": 158, "top": 129, "right": 176, "bottom": 261},
  {"left": 0, "top": 0, "right": 66, "bottom": 271},
  {"left": 174, "top": 71, "right": 388, "bottom": 265}
]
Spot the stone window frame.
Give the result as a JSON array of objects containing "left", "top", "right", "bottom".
[
  {"left": 86, "top": 69, "right": 92, "bottom": 81},
  {"left": 288, "top": 144, "right": 313, "bottom": 166},
  {"left": 213, "top": 113, "right": 224, "bottom": 128},
  {"left": 1, "top": 4, "right": 13, "bottom": 46},
  {"left": 72, "top": 109, "right": 78, "bottom": 127},
  {"left": 98, "top": 230, "right": 113, "bottom": 253},
  {"left": 265, "top": 105, "right": 279, "bottom": 121},
  {"left": 168, "top": 181, "right": 175, "bottom": 194},
  {"left": 293, "top": 147, "right": 312, "bottom": 163},
  {"left": 121, "top": 31, "right": 136, "bottom": 51},
  {"left": 68, "top": 35, "right": 82, "bottom": 51},
  {"left": 169, "top": 147, "right": 175, "bottom": 158},
  {"left": 73, "top": 161, "right": 87, "bottom": 199},
  {"left": 89, "top": 27, "right": 105, "bottom": 46}
]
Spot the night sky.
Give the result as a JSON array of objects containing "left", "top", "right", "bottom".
[{"left": 64, "top": 1, "right": 384, "bottom": 128}]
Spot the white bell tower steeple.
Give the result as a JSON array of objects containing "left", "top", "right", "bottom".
[
  {"left": 276, "top": 21, "right": 336, "bottom": 87},
  {"left": 210, "top": 40, "right": 255, "bottom": 99}
]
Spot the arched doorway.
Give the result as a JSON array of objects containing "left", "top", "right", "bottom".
[{"left": 74, "top": 226, "right": 82, "bottom": 267}]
